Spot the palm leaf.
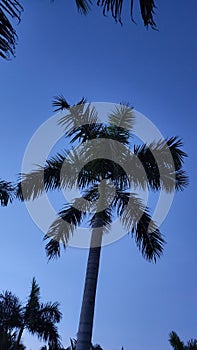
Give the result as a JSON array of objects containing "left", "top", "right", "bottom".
[
  {"left": 169, "top": 331, "right": 185, "bottom": 350},
  {"left": 52, "top": 95, "right": 71, "bottom": 112},
  {"left": 58, "top": 99, "right": 100, "bottom": 144},
  {"left": 0, "top": 179, "right": 15, "bottom": 205},
  {"left": 0, "top": 0, "right": 23, "bottom": 59},
  {"left": 39, "top": 302, "right": 62, "bottom": 323},
  {"left": 133, "top": 137, "right": 188, "bottom": 192},
  {"left": 97, "top": 0, "right": 156, "bottom": 27},
  {"left": 45, "top": 200, "right": 87, "bottom": 259},
  {"left": 115, "top": 191, "right": 165, "bottom": 262},
  {"left": 108, "top": 104, "right": 135, "bottom": 132},
  {"left": 16, "top": 149, "right": 83, "bottom": 201},
  {"left": 75, "top": 0, "right": 92, "bottom": 14},
  {"left": 25, "top": 277, "right": 40, "bottom": 318},
  {"left": 138, "top": 0, "right": 156, "bottom": 28}
]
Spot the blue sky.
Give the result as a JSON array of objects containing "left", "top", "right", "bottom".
[{"left": 0, "top": 0, "right": 197, "bottom": 349}]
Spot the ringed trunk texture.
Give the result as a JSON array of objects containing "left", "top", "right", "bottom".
[{"left": 76, "top": 216, "right": 103, "bottom": 350}]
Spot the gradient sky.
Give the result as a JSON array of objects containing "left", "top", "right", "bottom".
[{"left": 0, "top": 1, "right": 197, "bottom": 349}]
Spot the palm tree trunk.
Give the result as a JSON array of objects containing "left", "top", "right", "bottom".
[
  {"left": 76, "top": 216, "right": 103, "bottom": 350},
  {"left": 15, "top": 325, "right": 24, "bottom": 349}
]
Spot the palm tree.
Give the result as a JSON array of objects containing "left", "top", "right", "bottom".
[
  {"left": 169, "top": 331, "right": 197, "bottom": 350},
  {"left": 0, "top": 278, "right": 62, "bottom": 349},
  {"left": 0, "top": 179, "right": 15, "bottom": 205},
  {"left": 17, "top": 99, "right": 188, "bottom": 350},
  {"left": 0, "top": 0, "right": 23, "bottom": 59},
  {"left": 0, "top": 291, "right": 24, "bottom": 350}
]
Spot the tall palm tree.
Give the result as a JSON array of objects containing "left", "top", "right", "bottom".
[
  {"left": 0, "top": 179, "right": 14, "bottom": 205},
  {"left": 17, "top": 99, "right": 188, "bottom": 350},
  {"left": 0, "top": 278, "right": 62, "bottom": 349},
  {"left": 0, "top": 0, "right": 23, "bottom": 59},
  {"left": 169, "top": 331, "right": 197, "bottom": 350}
]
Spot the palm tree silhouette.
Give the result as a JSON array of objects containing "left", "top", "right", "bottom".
[
  {"left": 0, "top": 278, "right": 62, "bottom": 349},
  {"left": 0, "top": 179, "right": 14, "bottom": 205},
  {"left": 169, "top": 331, "right": 197, "bottom": 350},
  {"left": 17, "top": 99, "right": 188, "bottom": 350}
]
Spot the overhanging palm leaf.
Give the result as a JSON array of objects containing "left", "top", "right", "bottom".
[
  {"left": 75, "top": 0, "right": 156, "bottom": 27},
  {"left": 0, "top": 0, "right": 23, "bottom": 59}
]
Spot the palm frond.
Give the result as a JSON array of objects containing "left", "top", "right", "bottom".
[
  {"left": 25, "top": 278, "right": 40, "bottom": 316},
  {"left": 138, "top": 0, "right": 156, "bottom": 28},
  {"left": 75, "top": 0, "right": 92, "bottom": 14},
  {"left": 52, "top": 95, "right": 70, "bottom": 112},
  {"left": 133, "top": 137, "right": 188, "bottom": 192},
  {"left": 0, "top": 290, "right": 22, "bottom": 329},
  {"left": 0, "top": 179, "right": 15, "bottom": 205},
  {"left": 115, "top": 191, "right": 165, "bottom": 262},
  {"left": 166, "top": 136, "right": 188, "bottom": 169},
  {"left": 97, "top": 0, "right": 157, "bottom": 27},
  {"left": 58, "top": 100, "right": 100, "bottom": 144},
  {"left": 97, "top": 0, "right": 124, "bottom": 24},
  {"left": 108, "top": 104, "right": 135, "bottom": 132},
  {"left": 66, "top": 106, "right": 100, "bottom": 143},
  {"left": 134, "top": 211, "right": 165, "bottom": 262},
  {"left": 45, "top": 201, "right": 86, "bottom": 259},
  {"left": 39, "top": 302, "right": 62, "bottom": 323},
  {"left": 16, "top": 151, "right": 80, "bottom": 201},
  {"left": 0, "top": 0, "right": 23, "bottom": 59},
  {"left": 31, "top": 316, "right": 61, "bottom": 345},
  {"left": 169, "top": 331, "right": 185, "bottom": 350}
]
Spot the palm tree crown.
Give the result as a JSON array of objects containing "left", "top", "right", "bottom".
[
  {"left": 17, "top": 99, "right": 188, "bottom": 350},
  {"left": 0, "top": 278, "right": 62, "bottom": 349}
]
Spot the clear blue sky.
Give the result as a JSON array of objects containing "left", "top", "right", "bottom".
[{"left": 0, "top": 1, "right": 197, "bottom": 349}]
